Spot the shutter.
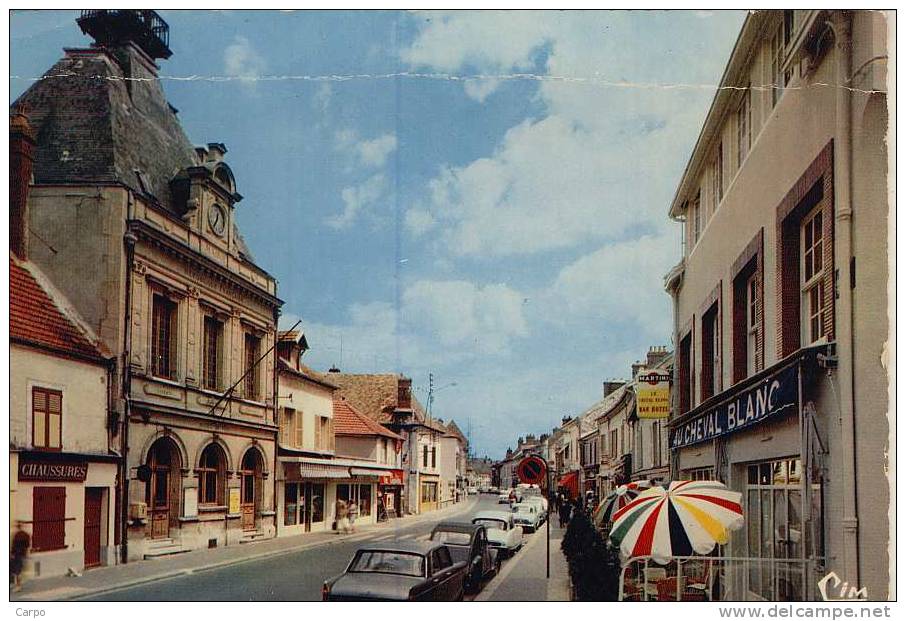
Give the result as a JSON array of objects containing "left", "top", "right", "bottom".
[
  {"left": 315, "top": 417, "right": 322, "bottom": 451},
  {"left": 33, "top": 487, "right": 66, "bottom": 551},
  {"left": 295, "top": 410, "right": 304, "bottom": 447}
]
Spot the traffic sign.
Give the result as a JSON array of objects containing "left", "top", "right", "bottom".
[{"left": 517, "top": 455, "right": 547, "bottom": 485}]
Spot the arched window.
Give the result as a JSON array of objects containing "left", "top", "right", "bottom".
[{"left": 198, "top": 444, "right": 226, "bottom": 506}]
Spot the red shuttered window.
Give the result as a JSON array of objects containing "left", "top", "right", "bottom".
[
  {"left": 32, "top": 387, "right": 62, "bottom": 451},
  {"left": 32, "top": 486, "right": 66, "bottom": 551}
]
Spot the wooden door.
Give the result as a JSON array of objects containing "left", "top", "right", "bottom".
[
  {"left": 148, "top": 439, "right": 177, "bottom": 540},
  {"left": 84, "top": 488, "right": 103, "bottom": 568},
  {"left": 240, "top": 465, "right": 256, "bottom": 531},
  {"left": 150, "top": 466, "right": 170, "bottom": 538}
]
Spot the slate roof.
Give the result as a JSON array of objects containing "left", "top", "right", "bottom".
[
  {"left": 10, "top": 254, "right": 104, "bottom": 361},
  {"left": 327, "top": 373, "right": 427, "bottom": 424},
  {"left": 333, "top": 397, "right": 402, "bottom": 440},
  {"left": 12, "top": 44, "right": 255, "bottom": 261}
]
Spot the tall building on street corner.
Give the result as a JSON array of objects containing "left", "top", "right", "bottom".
[
  {"left": 664, "top": 10, "right": 889, "bottom": 600},
  {"left": 10, "top": 116, "right": 119, "bottom": 576},
  {"left": 12, "top": 10, "right": 283, "bottom": 561}
]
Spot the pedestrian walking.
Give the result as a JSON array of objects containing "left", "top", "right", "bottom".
[
  {"left": 348, "top": 501, "right": 359, "bottom": 533},
  {"left": 335, "top": 498, "right": 349, "bottom": 534},
  {"left": 558, "top": 498, "right": 572, "bottom": 528},
  {"left": 10, "top": 523, "right": 30, "bottom": 592}
]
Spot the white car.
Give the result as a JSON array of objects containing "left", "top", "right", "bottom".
[
  {"left": 511, "top": 503, "right": 542, "bottom": 533},
  {"left": 472, "top": 511, "right": 523, "bottom": 558},
  {"left": 523, "top": 497, "right": 547, "bottom": 522},
  {"left": 497, "top": 492, "right": 512, "bottom": 505}
]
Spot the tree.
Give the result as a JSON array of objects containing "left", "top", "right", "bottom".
[{"left": 561, "top": 509, "right": 622, "bottom": 600}]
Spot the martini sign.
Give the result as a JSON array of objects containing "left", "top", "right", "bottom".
[{"left": 636, "top": 370, "right": 671, "bottom": 419}]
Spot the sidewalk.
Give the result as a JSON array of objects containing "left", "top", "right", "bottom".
[
  {"left": 12, "top": 496, "right": 479, "bottom": 602},
  {"left": 477, "top": 519, "right": 571, "bottom": 602}
]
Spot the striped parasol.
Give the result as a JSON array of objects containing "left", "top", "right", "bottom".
[
  {"left": 593, "top": 481, "right": 651, "bottom": 528},
  {"left": 608, "top": 480, "right": 744, "bottom": 564}
]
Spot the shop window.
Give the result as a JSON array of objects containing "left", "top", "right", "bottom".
[
  {"left": 197, "top": 444, "right": 226, "bottom": 506},
  {"left": 32, "top": 387, "right": 62, "bottom": 451},
  {"left": 151, "top": 294, "right": 177, "bottom": 380},
  {"left": 701, "top": 301, "right": 721, "bottom": 401},
  {"left": 202, "top": 315, "right": 223, "bottom": 390},
  {"left": 284, "top": 483, "right": 299, "bottom": 526},
  {"left": 311, "top": 483, "right": 324, "bottom": 523},
  {"left": 746, "top": 459, "right": 820, "bottom": 601},
  {"left": 359, "top": 485, "right": 372, "bottom": 517},
  {"left": 243, "top": 333, "right": 261, "bottom": 400},
  {"left": 32, "top": 486, "right": 66, "bottom": 551}
]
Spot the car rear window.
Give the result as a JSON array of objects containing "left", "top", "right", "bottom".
[
  {"left": 349, "top": 551, "right": 425, "bottom": 577},
  {"left": 431, "top": 530, "right": 472, "bottom": 545},
  {"left": 473, "top": 518, "right": 506, "bottom": 531}
]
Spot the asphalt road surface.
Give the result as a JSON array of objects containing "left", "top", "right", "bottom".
[{"left": 80, "top": 495, "right": 544, "bottom": 602}]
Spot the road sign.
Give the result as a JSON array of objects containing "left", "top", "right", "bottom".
[{"left": 517, "top": 455, "right": 547, "bottom": 485}]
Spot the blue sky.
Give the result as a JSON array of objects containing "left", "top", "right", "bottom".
[{"left": 11, "top": 10, "right": 746, "bottom": 459}]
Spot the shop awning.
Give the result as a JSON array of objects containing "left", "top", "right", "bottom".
[
  {"left": 558, "top": 471, "right": 579, "bottom": 499},
  {"left": 350, "top": 468, "right": 392, "bottom": 477},
  {"left": 298, "top": 464, "right": 350, "bottom": 479}
]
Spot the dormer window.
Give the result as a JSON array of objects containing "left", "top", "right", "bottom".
[{"left": 214, "top": 165, "right": 234, "bottom": 193}]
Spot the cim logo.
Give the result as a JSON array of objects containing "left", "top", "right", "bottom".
[{"left": 817, "top": 571, "right": 868, "bottom": 601}]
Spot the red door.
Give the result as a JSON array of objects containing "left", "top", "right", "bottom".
[{"left": 84, "top": 488, "right": 103, "bottom": 568}]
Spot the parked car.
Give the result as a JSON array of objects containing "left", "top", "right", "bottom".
[
  {"left": 511, "top": 503, "right": 541, "bottom": 533},
  {"left": 430, "top": 522, "right": 500, "bottom": 594},
  {"left": 472, "top": 510, "right": 523, "bottom": 558},
  {"left": 497, "top": 492, "right": 512, "bottom": 504},
  {"left": 489, "top": 486, "right": 500, "bottom": 494},
  {"left": 322, "top": 541, "right": 467, "bottom": 601},
  {"left": 466, "top": 486, "right": 478, "bottom": 495},
  {"left": 523, "top": 496, "right": 547, "bottom": 522}
]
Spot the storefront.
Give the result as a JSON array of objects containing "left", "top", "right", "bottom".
[
  {"left": 668, "top": 346, "right": 829, "bottom": 601},
  {"left": 378, "top": 469, "right": 404, "bottom": 519},
  {"left": 336, "top": 478, "right": 378, "bottom": 527},
  {"left": 11, "top": 451, "right": 118, "bottom": 578},
  {"left": 277, "top": 460, "right": 347, "bottom": 536},
  {"left": 419, "top": 475, "right": 440, "bottom": 513}
]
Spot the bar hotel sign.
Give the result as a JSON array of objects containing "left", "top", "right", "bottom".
[
  {"left": 636, "top": 370, "right": 671, "bottom": 419},
  {"left": 670, "top": 363, "right": 799, "bottom": 449}
]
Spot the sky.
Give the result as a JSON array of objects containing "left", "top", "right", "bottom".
[{"left": 10, "top": 9, "right": 747, "bottom": 460}]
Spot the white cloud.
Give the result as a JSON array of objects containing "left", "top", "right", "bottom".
[
  {"left": 404, "top": 208, "right": 436, "bottom": 236},
  {"left": 402, "top": 11, "right": 741, "bottom": 257},
  {"left": 312, "top": 82, "right": 333, "bottom": 113},
  {"left": 403, "top": 280, "right": 527, "bottom": 354},
  {"left": 402, "top": 10, "right": 551, "bottom": 101},
  {"left": 356, "top": 133, "right": 398, "bottom": 168},
  {"left": 543, "top": 233, "right": 677, "bottom": 338},
  {"left": 463, "top": 78, "right": 501, "bottom": 103},
  {"left": 223, "top": 35, "right": 266, "bottom": 84},
  {"left": 326, "top": 173, "right": 386, "bottom": 229}
]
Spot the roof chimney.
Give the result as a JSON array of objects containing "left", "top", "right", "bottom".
[
  {"left": 631, "top": 361, "right": 645, "bottom": 379},
  {"left": 646, "top": 345, "right": 670, "bottom": 368},
  {"left": 397, "top": 377, "right": 412, "bottom": 410},
  {"left": 10, "top": 106, "right": 36, "bottom": 260},
  {"left": 327, "top": 366, "right": 341, "bottom": 373},
  {"left": 602, "top": 380, "right": 624, "bottom": 398}
]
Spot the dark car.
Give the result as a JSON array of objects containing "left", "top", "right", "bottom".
[
  {"left": 322, "top": 541, "right": 468, "bottom": 601},
  {"left": 430, "top": 522, "right": 500, "bottom": 594}
]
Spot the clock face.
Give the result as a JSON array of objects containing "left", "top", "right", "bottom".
[{"left": 208, "top": 204, "right": 226, "bottom": 237}]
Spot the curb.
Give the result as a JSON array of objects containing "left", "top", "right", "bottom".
[{"left": 19, "top": 497, "right": 481, "bottom": 602}]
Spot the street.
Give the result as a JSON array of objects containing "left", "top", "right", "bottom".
[{"left": 76, "top": 495, "right": 566, "bottom": 602}]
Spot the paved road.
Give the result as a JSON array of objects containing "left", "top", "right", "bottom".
[{"left": 80, "top": 495, "right": 541, "bottom": 601}]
